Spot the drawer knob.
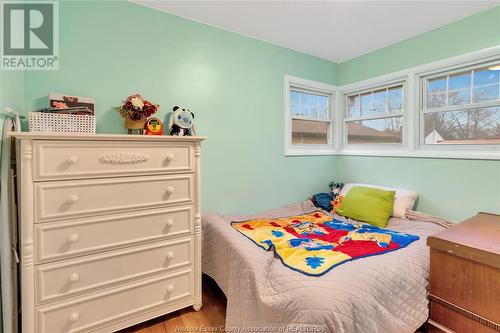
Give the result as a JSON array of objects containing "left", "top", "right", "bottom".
[
  {"left": 166, "top": 252, "right": 175, "bottom": 260},
  {"left": 166, "top": 154, "right": 174, "bottom": 162},
  {"left": 166, "top": 186, "right": 174, "bottom": 195},
  {"left": 167, "top": 284, "right": 175, "bottom": 293},
  {"left": 68, "top": 194, "right": 79, "bottom": 204},
  {"left": 67, "top": 155, "right": 79, "bottom": 165},
  {"left": 69, "top": 312, "right": 79, "bottom": 323},
  {"left": 68, "top": 234, "right": 79, "bottom": 243},
  {"left": 69, "top": 273, "right": 80, "bottom": 283},
  {"left": 166, "top": 219, "right": 174, "bottom": 228}
]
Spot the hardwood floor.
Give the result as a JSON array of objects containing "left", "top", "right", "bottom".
[
  {"left": 118, "top": 275, "right": 226, "bottom": 333},
  {"left": 118, "top": 275, "right": 427, "bottom": 333}
]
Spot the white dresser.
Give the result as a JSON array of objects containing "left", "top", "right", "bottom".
[{"left": 13, "top": 133, "right": 205, "bottom": 333}]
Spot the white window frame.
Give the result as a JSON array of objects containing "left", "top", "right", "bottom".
[
  {"left": 284, "top": 75, "right": 338, "bottom": 156},
  {"left": 284, "top": 46, "right": 500, "bottom": 159},
  {"left": 336, "top": 45, "right": 500, "bottom": 160},
  {"left": 418, "top": 58, "right": 500, "bottom": 152},
  {"left": 342, "top": 79, "right": 407, "bottom": 150}
]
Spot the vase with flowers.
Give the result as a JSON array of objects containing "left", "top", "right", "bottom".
[{"left": 114, "top": 94, "right": 159, "bottom": 134}]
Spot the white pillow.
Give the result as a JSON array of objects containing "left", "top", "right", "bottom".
[{"left": 339, "top": 183, "right": 417, "bottom": 218}]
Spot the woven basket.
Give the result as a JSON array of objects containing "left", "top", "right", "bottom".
[{"left": 29, "top": 112, "right": 96, "bottom": 133}]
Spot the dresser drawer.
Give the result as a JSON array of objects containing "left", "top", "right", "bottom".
[
  {"left": 429, "top": 300, "right": 498, "bottom": 333},
  {"left": 429, "top": 249, "right": 500, "bottom": 324},
  {"left": 33, "top": 141, "right": 193, "bottom": 181},
  {"left": 35, "top": 174, "right": 193, "bottom": 222},
  {"left": 35, "top": 206, "right": 193, "bottom": 263},
  {"left": 36, "top": 237, "right": 192, "bottom": 304},
  {"left": 36, "top": 269, "right": 192, "bottom": 333}
]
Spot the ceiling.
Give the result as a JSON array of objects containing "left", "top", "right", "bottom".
[{"left": 132, "top": 1, "right": 499, "bottom": 63}]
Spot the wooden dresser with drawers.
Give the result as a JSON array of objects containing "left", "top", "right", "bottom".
[
  {"left": 13, "top": 133, "right": 205, "bottom": 333},
  {"left": 427, "top": 212, "right": 500, "bottom": 333}
]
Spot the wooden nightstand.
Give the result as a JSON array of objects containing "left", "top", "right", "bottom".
[{"left": 426, "top": 212, "right": 500, "bottom": 333}]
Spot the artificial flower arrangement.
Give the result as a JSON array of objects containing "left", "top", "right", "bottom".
[
  {"left": 114, "top": 93, "right": 159, "bottom": 120},
  {"left": 114, "top": 94, "right": 159, "bottom": 134}
]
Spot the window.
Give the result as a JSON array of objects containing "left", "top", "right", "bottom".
[
  {"left": 285, "top": 76, "right": 336, "bottom": 155},
  {"left": 344, "top": 83, "right": 404, "bottom": 145},
  {"left": 285, "top": 47, "right": 499, "bottom": 159},
  {"left": 422, "top": 61, "right": 500, "bottom": 146}
]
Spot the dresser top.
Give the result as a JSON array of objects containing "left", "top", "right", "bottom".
[
  {"left": 427, "top": 212, "right": 500, "bottom": 268},
  {"left": 11, "top": 132, "right": 206, "bottom": 142}
]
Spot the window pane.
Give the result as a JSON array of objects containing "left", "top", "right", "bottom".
[
  {"left": 299, "top": 105, "right": 310, "bottom": 117},
  {"left": 426, "top": 67, "right": 500, "bottom": 110},
  {"left": 347, "top": 95, "right": 360, "bottom": 118},
  {"left": 360, "top": 93, "right": 371, "bottom": 116},
  {"left": 291, "top": 90, "right": 329, "bottom": 120},
  {"left": 428, "top": 77, "right": 446, "bottom": 93},
  {"left": 310, "top": 94, "right": 319, "bottom": 108},
  {"left": 447, "top": 72, "right": 471, "bottom": 106},
  {"left": 319, "top": 95, "right": 328, "bottom": 109},
  {"left": 371, "top": 89, "right": 386, "bottom": 115},
  {"left": 474, "top": 67, "right": 500, "bottom": 86},
  {"left": 424, "top": 107, "right": 500, "bottom": 144},
  {"left": 292, "top": 119, "right": 329, "bottom": 145},
  {"left": 427, "top": 93, "right": 446, "bottom": 108},
  {"left": 346, "top": 117, "right": 402, "bottom": 144},
  {"left": 311, "top": 107, "right": 319, "bottom": 119},
  {"left": 448, "top": 89, "right": 470, "bottom": 105},
  {"left": 300, "top": 93, "right": 310, "bottom": 106},
  {"left": 427, "top": 77, "right": 446, "bottom": 108},
  {"left": 318, "top": 96, "right": 328, "bottom": 119},
  {"left": 387, "top": 87, "right": 403, "bottom": 112},
  {"left": 448, "top": 72, "right": 471, "bottom": 90},
  {"left": 473, "top": 84, "right": 500, "bottom": 102}
]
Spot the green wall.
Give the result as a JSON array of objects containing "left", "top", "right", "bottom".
[
  {"left": 335, "top": 157, "right": 499, "bottom": 221},
  {"left": 21, "top": 0, "right": 339, "bottom": 214},
  {"left": 336, "top": 6, "right": 500, "bottom": 221},
  {"left": 1, "top": 71, "right": 24, "bottom": 115}
]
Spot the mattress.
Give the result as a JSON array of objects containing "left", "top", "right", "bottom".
[{"left": 202, "top": 201, "right": 445, "bottom": 333}]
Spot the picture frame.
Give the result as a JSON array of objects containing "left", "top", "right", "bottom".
[{"left": 48, "top": 93, "right": 96, "bottom": 115}]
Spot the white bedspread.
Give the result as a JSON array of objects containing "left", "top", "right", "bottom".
[{"left": 202, "top": 201, "right": 445, "bottom": 333}]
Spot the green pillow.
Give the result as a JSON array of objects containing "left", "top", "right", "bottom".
[{"left": 337, "top": 186, "right": 395, "bottom": 227}]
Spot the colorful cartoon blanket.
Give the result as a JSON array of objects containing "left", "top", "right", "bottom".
[{"left": 231, "top": 212, "right": 419, "bottom": 276}]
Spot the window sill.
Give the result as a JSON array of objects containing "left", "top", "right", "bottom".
[
  {"left": 285, "top": 148, "right": 499, "bottom": 160},
  {"left": 285, "top": 148, "right": 335, "bottom": 156},
  {"left": 336, "top": 149, "right": 499, "bottom": 160}
]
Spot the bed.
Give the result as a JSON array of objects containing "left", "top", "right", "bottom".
[{"left": 202, "top": 200, "right": 445, "bottom": 333}]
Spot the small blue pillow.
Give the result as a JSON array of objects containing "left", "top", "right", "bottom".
[{"left": 311, "top": 192, "right": 334, "bottom": 211}]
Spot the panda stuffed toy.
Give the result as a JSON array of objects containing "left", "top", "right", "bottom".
[{"left": 169, "top": 106, "right": 195, "bottom": 136}]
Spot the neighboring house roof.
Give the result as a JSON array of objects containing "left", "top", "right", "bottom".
[
  {"left": 425, "top": 129, "right": 500, "bottom": 144},
  {"left": 294, "top": 121, "right": 500, "bottom": 144},
  {"left": 425, "top": 129, "right": 444, "bottom": 144},
  {"left": 293, "top": 121, "right": 401, "bottom": 142},
  {"left": 292, "top": 119, "right": 328, "bottom": 134},
  {"left": 346, "top": 122, "right": 400, "bottom": 139}
]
